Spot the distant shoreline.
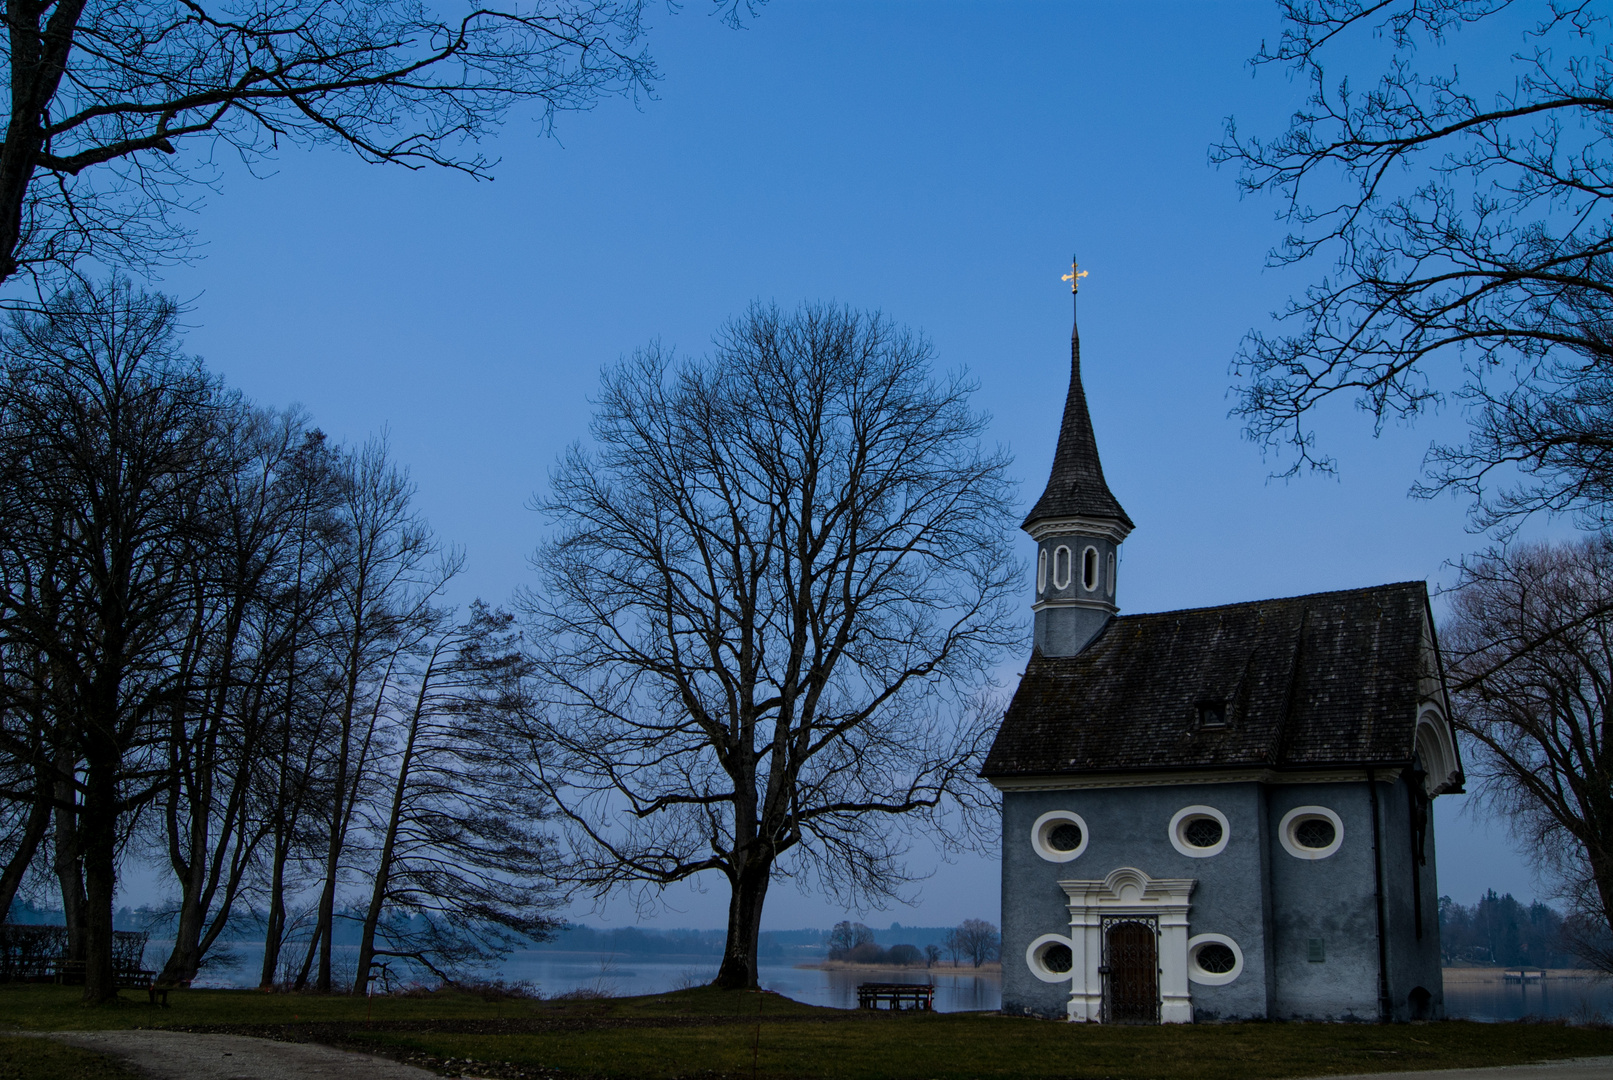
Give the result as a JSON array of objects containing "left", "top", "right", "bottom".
[
  {"left": 1442, "top": 967, "right": 1605, "bottom": 983},
  {"left": 800, "top": 960, "right": 1003, "bottom": 975}
]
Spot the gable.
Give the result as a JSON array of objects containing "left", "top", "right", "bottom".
[{"left": 982, "top": 582, "right": 1437, "bottom": 779}]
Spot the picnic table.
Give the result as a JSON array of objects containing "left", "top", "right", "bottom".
[{"left": 856, "top": 983, "right": 935, "bottom": 1011}]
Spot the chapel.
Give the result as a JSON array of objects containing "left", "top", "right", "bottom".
[{"left": 981, "top": 281, "right": 1464, "bottom": 1023}]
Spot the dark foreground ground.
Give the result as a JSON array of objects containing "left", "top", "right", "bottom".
[{"left": 5, "top": 983, "right": 1613, "bottom": 1080}]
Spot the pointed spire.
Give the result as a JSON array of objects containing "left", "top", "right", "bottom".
[{"left": 1022, "top": 298, "right": 1132, "bottom": 531}]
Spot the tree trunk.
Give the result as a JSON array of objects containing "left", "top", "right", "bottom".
[
  {"left": 260, "top": 654, "right": 305, "bottom": 990},
  {"left": 52, "top": 777, "right": 86, "bottom": 962},
  {"left": 259, "top": 875, "right": 286, "bottom": 988},
  {"left": 353, "top": 677, "right": 427, "bottom": 994},
  {"left": 713, "top": 859, "right": 771, "bottom": 990},
  {"left": 0, "top": 778, "right": 52, "bottom": 921},
  {"left": 79, "top": 747, "right": 118, "bottom": 1003},
  {"left": 160, "top": 850, "right": 208, "bottom": 986},
  {"left": 0, "top": 0, "right": 89, "bottom": 286}
]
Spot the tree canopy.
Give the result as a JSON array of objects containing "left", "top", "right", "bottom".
[
  {"left": 1218, "top": 1, "right": 1613, "bottom": 530},
  {"left": 0, "top": 0, "right": 757, "bottom": 291},
  {"left": 521, "top": 302, "right": 1021, "bottom": 989}
]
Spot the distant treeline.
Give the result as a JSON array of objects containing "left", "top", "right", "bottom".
[
  {"left": 535, "top": 923, "right": 962, "bottom": 959},
  {"left": 1439, "top": 892, "right": 1580, "bottom": 968},
  {"left": 2, "top": 901, "right": 965, "bottom": 961}
]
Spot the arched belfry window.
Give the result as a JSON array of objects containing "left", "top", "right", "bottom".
[
  {"left": 1037, "top": 549, "right": 1048, "bottom": 594},
  {"left": 1052, "top": 546, "right": 1072, "bottom": 589},
  {"left": 1081, "top": 546, "right": 1099, "bottom": 591}
]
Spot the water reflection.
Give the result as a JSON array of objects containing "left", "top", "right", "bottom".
[
  {"left": 163, "top": 942, "right": 1613, "bottom": 1023},
  {"left": 1442, "top": 974, "right": 1613, "bottom": 1023}
]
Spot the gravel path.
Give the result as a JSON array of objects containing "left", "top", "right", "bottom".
[{"left": 41, "top": 1030, "right": 445, "bottom": 1080}]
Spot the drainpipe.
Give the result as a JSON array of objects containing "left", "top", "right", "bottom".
[{"left": 1368, "top": 767, "right": 1391, "bottom": 1022}]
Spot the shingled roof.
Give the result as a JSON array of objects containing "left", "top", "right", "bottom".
[
  {"left": 1022, "top": 318, "right": 1133, "bottom": 531},
  {"left": 982, "top": 582, "right": 1439, "bottom": 779}
]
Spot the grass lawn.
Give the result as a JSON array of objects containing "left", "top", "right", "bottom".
[
  {"left": 0, "top": 1035, "right": 142, "bottom": 1080},
  {"left": 3, "top": 983, "right": 1613, "bottom": 1079}
]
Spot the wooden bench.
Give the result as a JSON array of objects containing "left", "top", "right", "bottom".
[
  {"left": 52, "top": 960, "right": 170, "bottom": 1005},
  {"left": 856, "top": 982, "right": 934, "bottom": 1011}
]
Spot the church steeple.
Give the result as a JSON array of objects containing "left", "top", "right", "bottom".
[
  {"left": 1026, "top": 260, "right": 1133, "bottom": 658},
  {"left": 1022, "top": 311, "right": 1133, "bottom": 531}
]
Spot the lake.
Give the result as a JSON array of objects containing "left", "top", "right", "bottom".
[{"left": 176, "top": 943, "right": 1613, "bottom": 1021}]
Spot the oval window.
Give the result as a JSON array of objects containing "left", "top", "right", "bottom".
[
  {"left": 1032, "top": 810, "right": 1088, "bottom": 862},
  {"left": 1037, "top": 549, "right": 1048, "bottom": 593},
  {"left": 1195, "top": 943, "right": 1236, "bottom": 974},
  {"left": 1047, "top": 822, "right": 1083, "bottom": 852},
  {"left": 1081, "top": 546, "right": 1099, "bottom": 591},
  {"left": 1169, "top": 805, "right": 1229, "bottom": 857},
  {"left": 1039, "top": 941, "right": 1073, "bottom": 973},
  {"left": 1026, "top": 933, "right": 1077, "bottom": 983},
  {"left": 1296, "top": 818, "right": 1335, "bottom": 849},
  {"left": 1279, "top": 806, "right": 1344, "bottom": 860},
  {"left": 1106, "top": 552, "right": 1116, "bottom": 597},
  {"left": 1052, "top": 546, "right": 1071, "bottom": 589},
  {"left": 1183, "top": 817, "right": 1223, "bottom": 849},
  {"left": 1187, "top": 934, "right": 1244, "bottom": 985}
]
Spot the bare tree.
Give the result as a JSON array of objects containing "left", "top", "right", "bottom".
[
  {"left": 1444, "top": 537, "right": 1613, "bottom": 968},
  {"left": 294, "top": 436, "right": 454, "bottom": 993},
  {"left": 0, "top": 278, "right": 231, "bottom": 1001},
  {"left": 352, "top": 603, "right": 561, "bottom": 994},
  {"left": 0, "top": 0, "right": 708, "bottom": 290},
  {"left": 153, "top": 407, "right": 338, "bottom": 986},
  {"left": 0, "top": 642, "right": 63, "bottom": 922},
  {"left": 943, "top": 918, "right": 998, "bottom": 969},
  {"left": 524, "top": 302, "right": 1020, "bottom": 989},
  {"left": 1215, "top": 2, "right": 1613, "bottom": 528},
  {"left": 825, "top": 920, "right": 873, "bottom": 959},
  {"left": 252, "top": 429, "right": 344, "bottom": 989}
]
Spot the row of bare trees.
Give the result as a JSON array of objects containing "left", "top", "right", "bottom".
[
  {"left": 0, "top": 279, "right": 560, "bottom": 1002},
  {"left": 0, "top": 289, "right": 1016, "bottom": 1001}
]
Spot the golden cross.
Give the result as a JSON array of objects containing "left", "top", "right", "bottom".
[{"left": 1061, "top": 259, "right": 1088, "bottom": 294}]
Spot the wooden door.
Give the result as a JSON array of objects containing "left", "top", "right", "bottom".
[{"left": 1103, "top": 918, "right": 1159, "bottom": 1024}]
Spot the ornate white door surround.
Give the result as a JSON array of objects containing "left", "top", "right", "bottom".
[{"left": 1058, "top": 867, "right": 1196, "bottom": 1023}]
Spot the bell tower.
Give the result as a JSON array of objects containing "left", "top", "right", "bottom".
[{"left": 1025, "top": 260, "right": 1132, "bottom": 657}]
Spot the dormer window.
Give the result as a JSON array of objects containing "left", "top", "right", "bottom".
[
  {"left": 1052, "top": 545, "right": 1071, "bottom": 589},
  {"left": 1197, "top": 699, "right": 1227, "bottom": 728},
  {"left": 1081, "top": 546, "right": 1099, "bottom": 591}
]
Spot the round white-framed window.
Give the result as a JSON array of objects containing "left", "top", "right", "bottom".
[
  {"left": 1106, "top": 552, "right": 1116, "bottom": 597},
  {"left": 1168, "top": 805, "right": 1229, "bottom": 858},
  {"left": 1037, "top": 549, "right": 1048, "bottom": 594},
  {"left": 1030, "top": 810, "right": 1088, "bottom": 862},
  {"left": 1279, "top": 805, "right": 1344, "bottom": 860},
  {"left": 1081, "top": 545, "right": 1099, "bottom": 591},
  {"left": 1052, "top": 545, "right": 1072, "bottom": 589},
  {"left": 1187, "top": 933, "right": 1244, "bottom": 986},
  {"left": 1026, "top": 933, "right": 1076, "bottom": 982}
]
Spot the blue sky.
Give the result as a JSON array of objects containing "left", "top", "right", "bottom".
[{"left": 120, "top": 2, "right": 1555, "bottom": 927}]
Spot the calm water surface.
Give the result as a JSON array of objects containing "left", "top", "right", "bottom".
[
  {"left": 175, "top": 943, "right": 1613, "bottom": 1021},
  {"left": 1444, "top": 975, "right": 1613, "bottom": 1023}
]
